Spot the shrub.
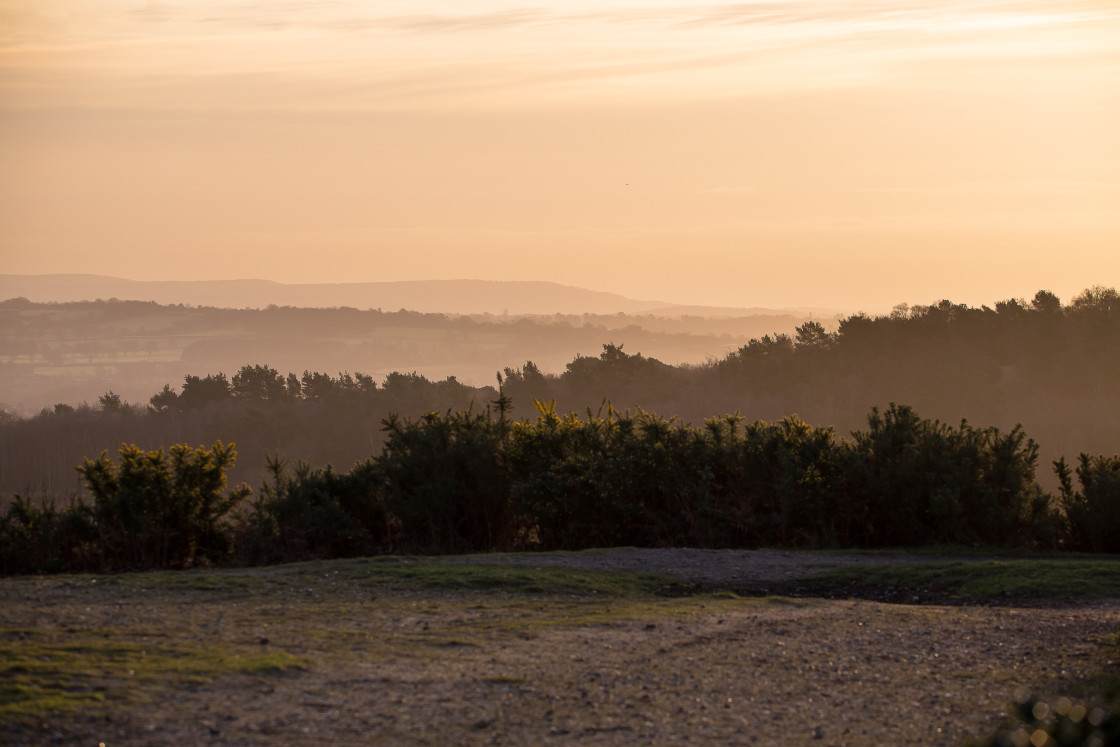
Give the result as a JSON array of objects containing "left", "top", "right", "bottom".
[
  {"left": 729, "top": 416, "right": 843, "bottom": 547},
  {"left": 0, "top": 495, "right": 97, "bottom": 574},
  {"left": 377, "top": 407, "right": 514, "bottom": 554},
  {"left": 3, "top": 400, "right": 1103, "bottom": 575},
  {"left": 847, "top": 404, "right": 1052, "bottom": 548},
  {"left": 236, "top": 455, "right": 398, "bottom": 564},
  {"left": 1056, "top": 454, "right": 1120, "bottom": 553},
  {"left": 77, "top": 441, "right": 250, "bottom": 570},
  {"left": 507, "top": 403, "right": 704, "bottom": 549}
]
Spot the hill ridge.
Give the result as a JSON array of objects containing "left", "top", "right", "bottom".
[{"left": 0, "top": 274, "right": 840, "bottom": 318}]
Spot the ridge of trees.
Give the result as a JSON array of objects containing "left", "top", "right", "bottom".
[{"left": 26, "top": 283, "right": 1116, "bottom": 415}]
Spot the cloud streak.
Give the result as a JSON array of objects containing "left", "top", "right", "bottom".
[{"left": 4, "top": 0, "right": 1116, "bottom": 113}]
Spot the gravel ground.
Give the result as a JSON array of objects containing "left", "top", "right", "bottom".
[{"left": 4, "top": 549, "right": 1118, "bottom": 746}]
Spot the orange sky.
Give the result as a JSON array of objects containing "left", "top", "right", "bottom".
[{"left": 1, "top": 0, "right": 1117, "bottom": 311}]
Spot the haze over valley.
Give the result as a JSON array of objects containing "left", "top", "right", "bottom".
[{"left": 0, "top": 274, "right": 832, "bottom": 414}]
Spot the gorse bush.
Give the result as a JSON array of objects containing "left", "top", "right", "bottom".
[
  {"left": 506, "top": 405, "right": 847, "bottom": 550},
  {"left": 508, "top": 403, "right": 710, "bottom": 549},
  {"left": 3, "top": 441, "right": 257, "bottom": 572},
  {"left": 236, "top": 455, "right": 398, "bottom": 564},
  {"left": 726, "top": 415, "right": 843, "bottom": 548},
  {"left": 0, "top": 495, "right": 97, "bottom": 574},
  {"left": 77, "top": 441, "right": 251, "bottom": 570},
  {"left": 846, "top": 405, "right": 1052, "bottom": 548},
  {"left": 1056, "top": 453, "right": 1120, "bottom": 553},
  {"left": 505, "top": 402, "right": 1056, "bottom": 551},
  {"left": 2, "top": 400, "right": 1119, "bottom": 573},
  {"left": 378, "top": 404, "right": 514, "bottom": 554}
]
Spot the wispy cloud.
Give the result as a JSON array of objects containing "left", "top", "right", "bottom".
[
  {"left": 10, "top": 1, "right": 1118, "bottom": 49},
  {"left": 2, "top": 0, "right": 1118, "bottom": 111}
]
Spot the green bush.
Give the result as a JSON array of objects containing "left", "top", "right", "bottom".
[
  {"left": 846, "top": 404, "right": 1052, "bottom": 548},
  {"left": 236, "top": 455, "right": 398, "bottom": 564},
  {"left": 77, "top": 441, "right": 250, "bottom": 570},
  {"left": 2, "top": 400, "right": 1106, "bottom": 575},
  {"left": 1056, "top": 454, "right": 1120, "bottom": 553},
  {"left": 727, "top": 415, "right": 843, "bottom": 547},
  {"left": 507, "top": 403, "right": 710, "bottom": 549},
  {"left": 377, "top": 407, "right": 514, "bottom": 554},
  {"left": 506, "top": 401, "right": 1052, "bottom": 552},
  {"left": 0, "top": 495, "right": 97, "bottom": 574}
]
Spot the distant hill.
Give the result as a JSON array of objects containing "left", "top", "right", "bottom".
[
  {"left": 0, "top": 275, "right": 660, "bottom": 315},
  {"left": 0, "top": 274, "right": 836, "bottom": 318}
]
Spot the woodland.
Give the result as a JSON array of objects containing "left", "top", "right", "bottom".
[{"left": 1, "top": 286, "right": 1118, "bottom": 573}]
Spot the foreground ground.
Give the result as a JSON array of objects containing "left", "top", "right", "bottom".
[{"left": 3, "top": 550, "right": 1119, "bottom": 745}]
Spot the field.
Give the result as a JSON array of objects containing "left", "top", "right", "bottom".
[{"left": 3, "top": 550, "right": 1119, "bottom": 746}]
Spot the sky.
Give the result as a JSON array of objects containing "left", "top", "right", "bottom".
[{"left": 1, "top": 0, "right": 1118, "bottom": 312}]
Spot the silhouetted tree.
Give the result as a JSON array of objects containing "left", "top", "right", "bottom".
[
  {"left": 795, "top": 320, "right": 834, "bottom": 350},
  {"left": 98, "top": 391, "right": 124, "bottom": 414},
  {"left": 285, "top": 372, "right": 302, "bottom": 399},
  {"left": 1031, "top": 290, "right": 1061, "bottom": 315},
  {"left": 1069, "top": 285, "right": 1119, "bottom": 316},
  {"left": 232, "top": 364, "right": 288, "bottom": 401},
  {"left": 300, "top": 370, "right": 336, "bottom": 400},
  {"left": 179, "top": 373, "right": 231, "bottom": 409},
  {"left": 149, "top": 384, "right": 179, "bottom": 414}
]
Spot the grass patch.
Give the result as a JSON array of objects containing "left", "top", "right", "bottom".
[
  {"left": 0, "top": 631, "right": 305, "bottom": 721},
  {"left": 89, "top": 556, "right": 696, "bottom": 599},
  {"left": 799, "top": 559, "right": 1120, "bottom": 603},
  {"left": 151, "top": 557, "right": 687, "bottom": 596}
]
